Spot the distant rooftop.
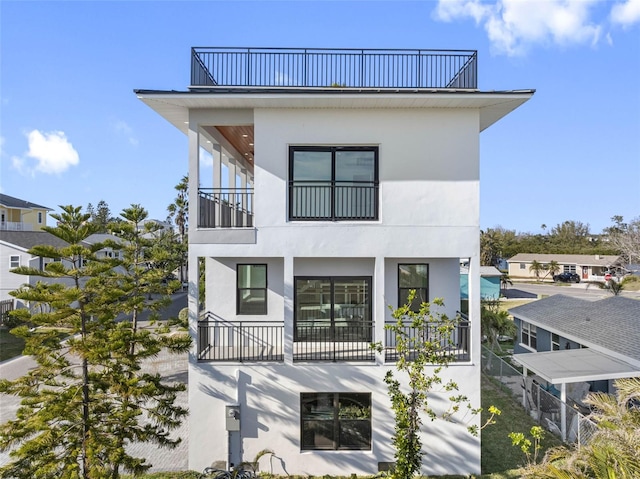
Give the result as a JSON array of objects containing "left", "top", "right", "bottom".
[
  {"left": 190, "top": 47, "right": 478, "bottom": 90},
  {"left": 0, "top": 193, "right": 51, "bottom": 211}
]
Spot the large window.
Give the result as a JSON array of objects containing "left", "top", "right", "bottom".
[
  {"left": 301, "top": 392, "right": 371, "bottom": 450},
  {"left": 237, "top": 264, "right": 267, "bottom": 315},
  {"left": 398, "top": 264, "right": 428, "bottom": 311},
  {"left": 521, "top": 321, "right": 537, "bottom": 350},
  {"left": 295, "top": 277, "right": 371, "bottom": 341},
  {"left": 289, "top": 146, "right": 378, "bottom": 221}
]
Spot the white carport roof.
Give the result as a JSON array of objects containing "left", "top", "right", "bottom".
[{"left": 512, "top": 348, "right": 640, "bottom": 385}]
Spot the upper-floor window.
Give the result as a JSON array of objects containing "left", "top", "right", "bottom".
[
  {"left": 519, "top": 263, "right": 526, "bottom": 269},
  {"left": 289, "top": 146, "right": 378, "bottom": 221},
  {"left": 398, "top": 264, "right": 428, "bottom": 311},
  {"left": 521, "top": 321, "right": 537, "bottom": 350},
  {"left": 552, "top": 333, "right": 560, "bottom": 351},
  {"left": 294, "top": 276, "right": 371, "bottom": 342},
  {"left": 237, "top": 264, "right": 267, "bottom": 315},
  {"left": 38, "top": 212, "right": 43, "bottom": 224},
  {"left": 10, "top": 255, "right": 20, "bottom": 268}
]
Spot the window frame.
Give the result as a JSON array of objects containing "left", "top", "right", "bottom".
[
  {"left": 236, "top": 264, "right": 268, "bottom": 315},
  {"left": 397, "top": 263, "right": 429, "bottom": 311},
  {"left": 300, "top": 392, "right": 372, "bottom": 451},
  {"left": 288, "top": 146, "right": 379, "bottom": 221},
  {"left": 521, "top": 321, "right": 537, "bottom": 350},
  {"left": 10, "top": 255, "right": 20, "bottom": 269},
  {"left": 293, "top": 276, "right": 372, "bottom": 342}
]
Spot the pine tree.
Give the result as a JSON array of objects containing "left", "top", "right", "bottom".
[{"left": 0, "top": 205, "right": 191, "bottom": 479}]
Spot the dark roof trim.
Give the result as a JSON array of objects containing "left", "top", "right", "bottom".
[{"left": 134, "top": 87, "right": 536, "bottom": 96}]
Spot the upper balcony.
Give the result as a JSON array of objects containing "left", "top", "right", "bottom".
[{"left": 191, "top": 47, "right": 477, "bottom": 90}]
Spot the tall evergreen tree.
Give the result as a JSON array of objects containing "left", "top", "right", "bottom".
[{"left": 0, "top": 205, "right": 190, "bottom": 479}]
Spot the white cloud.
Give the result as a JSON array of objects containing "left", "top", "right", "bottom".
[
  {"left": 434, "top": 0, "right": 603, "bottom": 56},
  {"left": 12, "top": 130, "right": 79, "bottom": 175},
  {"left": 611, "top": 0, "right": 640, "bottom": 27},
  {"left": 113, "top": 120, "right": 139, "bottom": 146}
]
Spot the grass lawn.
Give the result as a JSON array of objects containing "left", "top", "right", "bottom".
[
  {"left": 0, "top": 327, "right": 25, "bottom": 362},
  {"left": 481, "top": 373, "right": 562, "bottom": 475}
]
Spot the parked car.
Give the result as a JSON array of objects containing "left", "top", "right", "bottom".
[{"left": 553, "top": 272, "right": 580, "bottom": 283}]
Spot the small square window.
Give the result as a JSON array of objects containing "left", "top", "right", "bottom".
[
  {"left": 519, "top": 263, "right": 526, "bottom": 269},
  {"left": 237, "top": 264, "right": 267, "bottom": 315}
]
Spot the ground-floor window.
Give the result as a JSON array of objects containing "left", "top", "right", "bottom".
[
  {"left": 563, "top": 265, "right": 576, "bottom": 274},
  {"left": 300, "top": 392, "right": 371, "bottom": 450},
  {"left": 521, "top": 321, "right": 537, "bottom": 349}
]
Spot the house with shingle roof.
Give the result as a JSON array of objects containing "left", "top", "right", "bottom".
[
  {"left": 0, "top": 230, "right": 123, "bottom": 306},
  {"left": 507, "top": 253, "right": 623, "bottom": 282},
  {"left": 0, "top": 194, "right": 52, "bottom": 232},
  {"left": 509, "top": 295, "right": 640, "bottom": 441}
]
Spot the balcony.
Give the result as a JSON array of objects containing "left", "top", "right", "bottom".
[
  {"left": 384, "top": 314, "right": 470, "bottom": 362},
  {"left": 196, "top": 314, "right": 470, "bottom": 363},
  {"left": 289, "top": 181, "right": 378, "bottom": 221},
  {"left": 191, "top": 47, "right": 477, "bottom": 90},
  {"left": 198, "top": 188, "right": 253, "bottom": 228},
  {"left": 0, "top": 221, "right": 34, "bottom": 231}
]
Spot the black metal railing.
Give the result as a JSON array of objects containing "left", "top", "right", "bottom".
[
  {"left": 198, "top": 188, "right": 254, "bottom": 228},
  {"left": 384, "top": 316, "right": 470, "bottom": 362},
  {"left": 191, "top": 47, "right": 477, "bottom": 89},
  {"left": 289, "top": 181, "right": 378, "bottom": 221},
  {"left": 294, "top": 321, "right": 375, "bottom": 362},
  {"left": 197, "top": 317, "right": 284, "bottom": 362}
]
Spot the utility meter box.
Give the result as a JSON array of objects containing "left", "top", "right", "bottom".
[{"left": 225, "top": 405, "right": 241, "bottom": 431}]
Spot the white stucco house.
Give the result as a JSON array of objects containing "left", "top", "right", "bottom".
[{"left": 135, "top": 47, "right": 533, "bottom": 476}]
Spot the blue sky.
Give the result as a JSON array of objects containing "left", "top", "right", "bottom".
[{"left": 1, "top": 0, "right": 639, "bottom": 234}]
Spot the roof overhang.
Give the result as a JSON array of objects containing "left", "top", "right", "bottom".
[
  {"left": 512, "top": 349, "right": 640, "bottom": 384},
  {"left": 134, "top": 88, "right": 534, "bottom": 134}
]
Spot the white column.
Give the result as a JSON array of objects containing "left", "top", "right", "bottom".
[
  {"left": 374, "top": 256, "right": 385, "bottom": 365},
  {"left": 188, "top": 118, "right": 199, "bottom": 236},
  {"left": 283, "top": 256, "right": 294, "bottom": 365},
  {"left": 560, "top": 382, "right": 567, "bottom": 442},
  {"left": 522, "top": 367, "right": 528, "bottom": 408},
  {"left": 468, "top": 255, "right": 481, "bottom": 364},
  {"left": 213, "top": 144, "right": 222, "bottom": 190}
]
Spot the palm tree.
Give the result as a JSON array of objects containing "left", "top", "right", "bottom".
[
  {"left": 529, "top": 260, "right": 544, "bottom": 282},
  {"left": 500, "top": 273, "right": 513, "bottom": 292},
  {"left": 543, "top": 260, "right": 560, "bottom": 280}
]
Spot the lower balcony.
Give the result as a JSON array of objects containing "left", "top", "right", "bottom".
[{"left": 196, "top": 314, "right": 470, "bottom": 363}]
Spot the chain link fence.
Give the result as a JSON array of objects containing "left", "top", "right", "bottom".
[{"left": 482, "top": 346, "right": 598, "bottom": 447}]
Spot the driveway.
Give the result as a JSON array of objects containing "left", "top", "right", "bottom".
[
  {"left": 502, "top": 281, "right": 640, "bottom": 301},
  {"left": 0, "top": 293, "right": 190, "bottom": 473}
]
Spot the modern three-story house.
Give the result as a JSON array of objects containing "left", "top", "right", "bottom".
[{"left": 136, "top": 47, "right": 533, "bottom": 476}]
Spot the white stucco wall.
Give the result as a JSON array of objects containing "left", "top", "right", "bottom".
[
  {"left": 189, "top": 361, "right": 480, "bottom": 476},
  {"left": 187, "top": 104, "right": 482, "bottom": 476}
]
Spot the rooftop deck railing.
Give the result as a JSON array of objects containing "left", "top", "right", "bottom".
[{"left": 191, "top": 47, "right": 477, "bottom": 89}]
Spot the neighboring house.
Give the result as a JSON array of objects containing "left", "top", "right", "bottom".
[
  {"left": 507, "top": 253, "right": 623, "bottom": 281},
  {"left": 0, "top": 194, "right": 52, "bottom": 232},
  {"left": 0, "top": 231, "right": 123, "bottom": 305},
  {"left": 0, "top": 231, "right": 68, "bottom": 304},
  {"left": 510, "top": 295, "right": 640, "bottom": 439},
  {"left": 136, "top": 47, "right": 533, "bottom": 476},
  {"left": 460, "top": 265, "right": 502, "bottom": 302}
]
